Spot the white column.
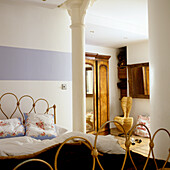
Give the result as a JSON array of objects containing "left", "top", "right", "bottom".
[
  {"left": 65, "top": 0, "right": 90, "bottom": 132},
  {"left": 148, "top": 0, "right": 170, "bottom": 160}
]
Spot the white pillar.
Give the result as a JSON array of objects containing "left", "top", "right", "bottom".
[
  {"left": 65, "top": 0, "right": 90, "bottom": 132},
  {"left": 148, "top": 0, "right": 170, "bottom": 160}
]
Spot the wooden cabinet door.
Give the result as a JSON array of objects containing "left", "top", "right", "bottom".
[
  {"left": 85, "top": 59, "right": 97, "bottom": 133},
  {"left": 97, "top": 60, "right": 110, "bottom": 132}
]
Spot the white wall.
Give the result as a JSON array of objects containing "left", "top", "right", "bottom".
[
  {"left": 127, "top": 41, "right": 149, "bottom": 64},
  {"left": 0, "top": 1, "right": 73, "bottom": 131},
  {"left": 0, "top": 1, "right": 71, "bottom": 52},
  {"left": 85, "top": 44, "right": 121, "bottom": 128},
  {"left": 148, "top": 0, "right": 170, "bottom": 160},
  {"left": 0, "top": 81, "right": 72, "bottom": 129},
  {"left": 127, "top": 41, "right": 150, "bottom": 124}
]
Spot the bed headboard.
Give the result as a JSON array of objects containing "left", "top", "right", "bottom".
[{"left": 0, "top": 92, "right": 56, "bottom": 124}]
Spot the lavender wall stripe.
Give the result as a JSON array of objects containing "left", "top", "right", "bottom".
[{"left": 0, "top": 46, "right": 72, "bottom": 81}]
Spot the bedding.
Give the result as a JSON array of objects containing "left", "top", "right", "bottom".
[
  {"left": 0, "top": 138, "right": 169, "bottom": 170},
  {"left": 0, "top": 131, "right": 125, "bottom": 157},
  {"left": 1, "top": 131, "right": 169, "bottom": 170}
]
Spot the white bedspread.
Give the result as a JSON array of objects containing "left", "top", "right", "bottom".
[{"left": 0, "top": 132, "right": 125, "bottom": 157}]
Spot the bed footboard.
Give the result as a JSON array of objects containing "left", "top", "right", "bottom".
[{"left": 11, "top": 121, "right": 169, "bottom": 170}]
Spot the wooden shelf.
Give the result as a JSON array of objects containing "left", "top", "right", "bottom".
[
  {"left": 117, "top": 67, "right": 127, "bottom": 99},
  {"left": 121, "top": 89, "right": 127, "bottom": 98},
  {"left": 118, "top": 66, "right": 127, "bottom": 79}
]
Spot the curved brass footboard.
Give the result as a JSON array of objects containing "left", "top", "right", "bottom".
[
  {"left": 12, "top": 121, "right": 169, "bottom": 170},
  {"left": 94, "top": 120, "right": 170, "bottom": 170},
  {"left": 13, "top": 159, "right": 53, "bottom": 170}
]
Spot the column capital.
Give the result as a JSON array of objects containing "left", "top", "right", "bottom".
[
  {"left": 65, "top": 0, "right": 85, "bottom": 8},
  {"left": 61, "top": 0, "right": 91, "bottom": 25}
]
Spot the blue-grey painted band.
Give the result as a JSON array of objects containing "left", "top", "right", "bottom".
[{"left": 0, "top": 46, "right": 72, "bottom": 81}]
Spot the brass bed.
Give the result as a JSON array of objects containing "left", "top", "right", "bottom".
[{"left": 0, "top": 93, "right": 169, "bottom": 170}]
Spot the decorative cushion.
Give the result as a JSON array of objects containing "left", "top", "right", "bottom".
[
  {"left": 134, "top": 115, "right": 150, "bottom": 137},
  {"left": 0, "top": 118, "right": 25, "bottom": 139},
  {"left": 24, "top": 113, "right": 57, "bottom": 140}
]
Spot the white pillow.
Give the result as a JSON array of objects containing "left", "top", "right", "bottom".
[
  {"left": 24, "top": 113, "right": 57, "bottom": 140},
  {"left": 54, "top": 124, "right": 68, "bottom": 136},
  {"left": 0, "top": 118, "right": 25, "bottom": 139}
]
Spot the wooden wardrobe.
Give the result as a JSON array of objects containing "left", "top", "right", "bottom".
[{"left": 85, "top": 52, "right": 110, "bottom": 134}]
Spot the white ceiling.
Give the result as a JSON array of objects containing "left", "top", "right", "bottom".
[
  {"left": 85, "top": 0, "right": 148, "bottom": 48},
  {"left": 11, "top": 0, "right": 66, "bottom": 6},
  {"left": 7, "top": 0, "right": 149, "bottom": 48}
]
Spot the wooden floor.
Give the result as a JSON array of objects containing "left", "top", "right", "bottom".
[{"left": 110, "top": 128, "right": 150, "bottom": 157}]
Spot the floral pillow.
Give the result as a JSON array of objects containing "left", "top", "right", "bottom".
[
  {"left": 134, "top": 115, "right": 150, "bottom": 138},
  {"left": 24, "top": 113, "right": 57, "bottom": 140},
  {"left": 0, "top": 118, "right": 25, "bottom": 139}
]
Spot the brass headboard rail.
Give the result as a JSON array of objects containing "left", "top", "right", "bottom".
[{"left": 0, "top": 92, "right": 56, "bottom": 124}]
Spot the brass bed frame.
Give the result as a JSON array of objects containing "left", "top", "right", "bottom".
[
  {"left": 0, "top": 92, "right": 56, "bottom": 125},
  {"left": 0, "top": 93, "right": 169, "bottom": 170}
]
